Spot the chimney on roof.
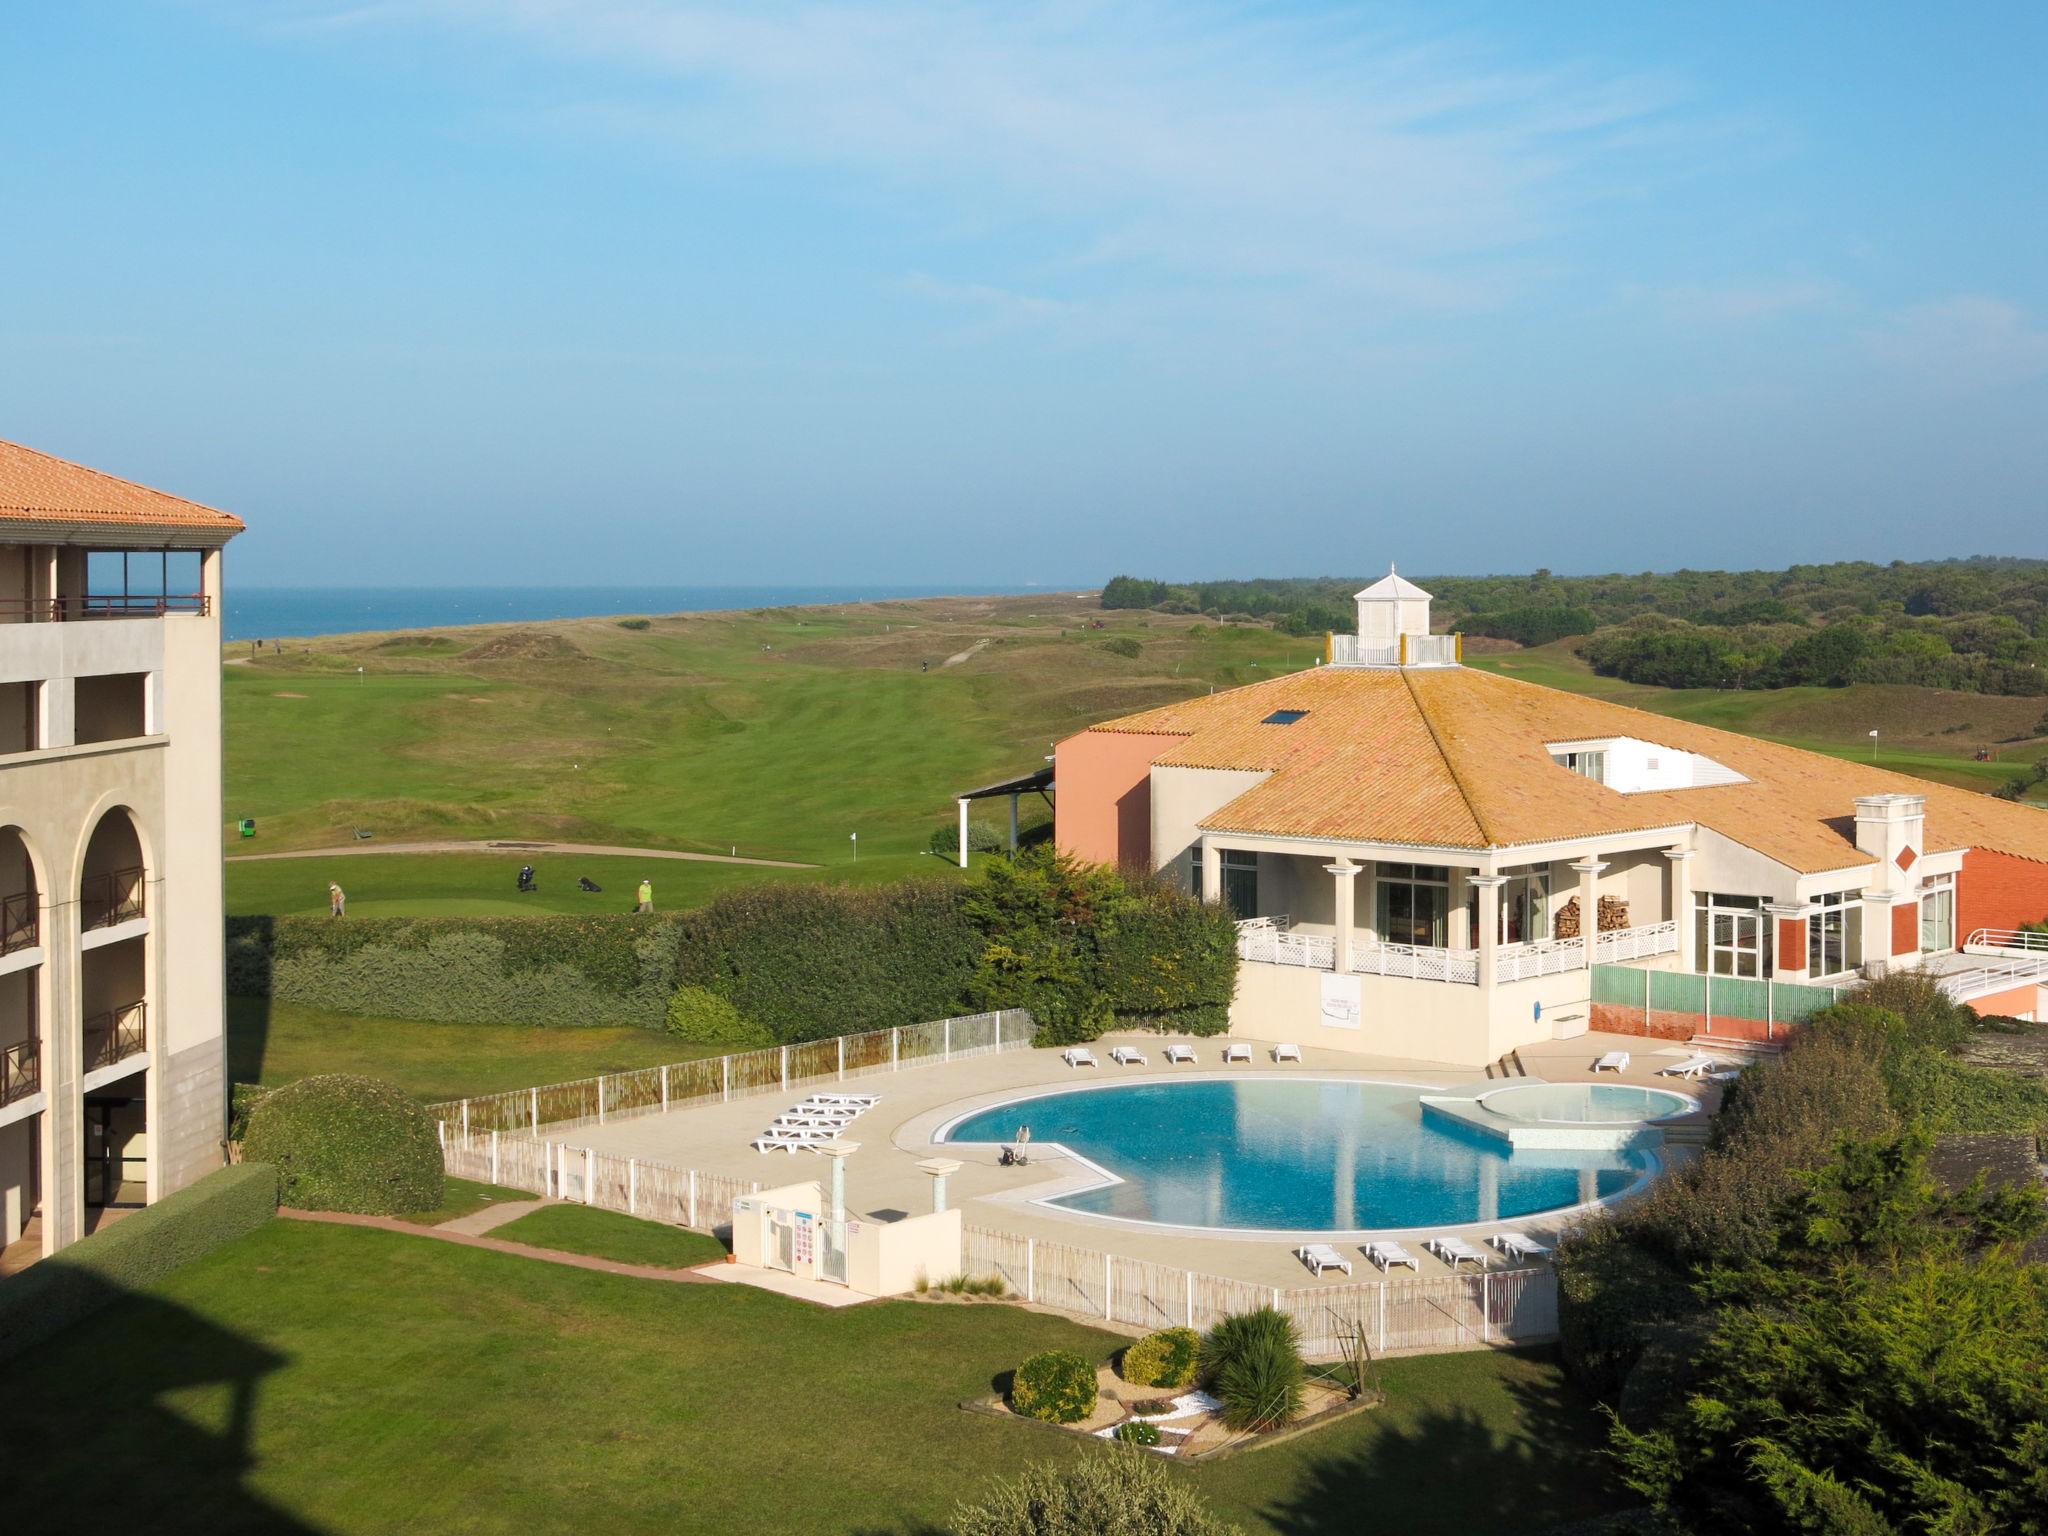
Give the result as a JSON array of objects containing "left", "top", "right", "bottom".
[
  {"left": 1353, "top": 563, "right": 1432, "bottom": 647},
  {"left": 1853, "top": 792, "right": 1925, "bottom": 892}
]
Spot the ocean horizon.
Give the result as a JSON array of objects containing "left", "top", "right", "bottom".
[{"left": 223, "top": 583, "right": 1089, "bottom": 643}]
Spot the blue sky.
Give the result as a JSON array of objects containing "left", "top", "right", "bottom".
[{"left": 3, "top": 2, "right": 2044, "bottom": 586}]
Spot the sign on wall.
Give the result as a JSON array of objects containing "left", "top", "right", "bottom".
[{"left": 1319, "top": 973, "right": 1363, "bottom": 1029}]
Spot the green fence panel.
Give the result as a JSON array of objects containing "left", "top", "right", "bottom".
[
  {"left": 1706, "top": 974, "right": 1772, "bottom": 1023},
  {"left": 1591, "top": 966, "right": 1650, "bottom": 1006},
  {"left": 1769, "top": 979, "right": 1841, "bottom": 1023},
  {"left": 1648, "top": 970, "right": 1706, "bottom": 1015}
]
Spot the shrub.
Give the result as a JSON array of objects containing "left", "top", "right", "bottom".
[
  {"left": 241, "top": 1074, "right": 443, "bottom": 1215},
  {"left": 227, "top": 1081, "right": 271, "bottom": 1142},
  {"left": 0, "top": 1164, "right": 278, "bottom": 1363},
  {"left": 1009, "top": 1350, "right": 1099, "bottom": 1424},
  {"left": 1554, "top": 1219, "right": 1701, "bottom": 1401},
  {"left": 226, "top": 912, "right": 681, "bottom": 1029},
  {"left": 1098, "top": 636, "right": 1141, "bottom": 659},
  {"left": 1122, "top": 1327, "right": 1201, "bottom": 1389},
  {"left": 952, "top": 1452, "right": 1243, "bottom": 1536},
  {"left": 674, "top": 881, "right": 983, "bottom": 1043},
  {"left": 1202, "top": 1308, "right": 1305, "bottom": 1431},
  {"left": 663, "top": 985, "right": 774, "bottom": 1049},
  {"left": 616, "top": 617, "right": 652, "bottom": 630},
  {"left": 1113, "top": 1419, "right": 1161, "bottom": 1446}
]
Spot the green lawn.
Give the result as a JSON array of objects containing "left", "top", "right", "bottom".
[
  {"left": 0, "top": 1220, "right": 1628, "bottom": 1535},
  {"left": 491, "top": 1204, "right": 727, "bottom": 1267},
  {"left": 227, "top": 996, "right": 707, "bottom": 1103},
  {"left": 224, "top": 597, "right": 1309, "bottom": 868}
]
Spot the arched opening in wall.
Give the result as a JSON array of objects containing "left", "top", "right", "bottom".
[
  {"left": 80, "top": 809, "right": 146, "bottom": 932},
  {"left": 0, "top": 824, "right": 42, "bottom": 1254}
]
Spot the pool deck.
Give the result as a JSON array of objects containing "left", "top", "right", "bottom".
[{"left": 552, "top": 1030, "right": 1721, "bottom": 1289}]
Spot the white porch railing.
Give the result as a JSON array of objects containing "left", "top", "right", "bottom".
[
  {"left": 1494, "top": 937, "right": 1584, "bottom": 983},
  {"left": 1235, "top": 925, "right": 1336, "bottom": 969},
  {"left": 1594, "top": 919, "right": 1682, "bottom": 964},
  {"left": 1936, "top": 953, "right": 2048, "bottom": 1004},
  {"left": 1328, "top": 633, "right": 1460, "bottom": 667},
  {"left": 1351, "top": 940, "right": 1479, "bottom": 984},
  {"left": 1963, "top": 927, "right": 2048, "bottom": 956}
]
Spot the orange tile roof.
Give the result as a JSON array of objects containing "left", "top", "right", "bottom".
[
  {"left": 0, "top": 439, "right": 244, "bottom": 538},
  {"left": 1088, "top": 663, "right": 2048, "bottom": 873}
]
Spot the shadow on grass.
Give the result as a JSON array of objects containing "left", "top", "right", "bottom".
[
  {"left": 0, "top": 1269, "right": 319, "bottom": 1533},
  {"left": 1256, "top": 1355, "right": 1628, "bottom": 1535}
]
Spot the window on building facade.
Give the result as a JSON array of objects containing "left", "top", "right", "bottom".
[
  {"left": 1192, "top": 849, "right": 1261, "bottom": 920},
  {"left": 1808, "top": 889, "right": 1863, "bottom": 978},
  {"left": 1919, "top": 874, "right": 1955, "bottom": 954},
  {"left": 1499, "top": 863, "right": 1551, "bottom": 945},
  {"left": 1551, "top": 749, "right": 1606, "bottom": 783},
  {"left": 1694, "top": 892, "right": 1769, "bottom": 978},
  {"left": 1377, "top": 863, "right": 1450, "bottom": 947}
]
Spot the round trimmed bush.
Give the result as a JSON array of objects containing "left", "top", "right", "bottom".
[
  {"left": 664, "top": 986, "right": 774, "bottom": 1049},
  {"left": 1010, "top": 1349, "right": 1099, "bottom": 1424},
  {"left": 1122, "top": 1326, "right": 1200, "bottom": 1389},
  {"left": 241, "top": 1074, "right": 442, "bottom": 1215}
]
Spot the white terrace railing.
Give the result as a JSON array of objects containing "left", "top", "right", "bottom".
[
  {"left": 1328, "top": 632, "right": 1461, "bottom": 668},
  {"left": 1964, "top": 927, "right": 2048, "bottom": 956},
  {"left": 1240, "top": 916, "right": 1680, "bottom": 987},
  {"left": 1936, "top": 953, "right": 2048, "bottom": 1005},
  {"left": 427, "top": 1009, "right": 1034, "bottom": 1141},
  {"left": 1235, "top": 920, "right": 1336, "bottom": 970},
  {"left": 1352, "top": 941, "right": 1479, "bottom": 985},
  {"left": 1493, "top": 937, "right": 1583, "bottom": 984},
  {"left": 1594, "top": 919, "right": 1681, "bottom": 964}
]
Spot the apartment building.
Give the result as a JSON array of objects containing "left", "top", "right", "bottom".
[{"left": 0, "top": 439, "right": 242, "bottom": 1262}]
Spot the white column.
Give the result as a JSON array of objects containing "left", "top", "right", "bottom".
[
  {"left": 957, "top": 798, "right": 971, "bottom": 869},
  {"left": 1469, "top": 874, "right": 1507, "bottom": 995},
  {"left": 917, "top": 1157, "right": 961, "bottom": 1214},
  {"left": 819, "top": 1141, "right": 858, "bottom": 1222},
  {"left": 1200, "top": 838, "right": 1223, "bottom": 905},
  {"left": 1663, "top": 847, "right": 1696, "bottom": 937},
  {"left": 1324, "top": 860, "right": 1361, "bottom": 973},
  {"left": 1568, "top": 858, "right": 1608, "bottom": 969}
]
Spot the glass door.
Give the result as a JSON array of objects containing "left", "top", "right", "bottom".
[{"left": 1376, "top": 864, "right": 1449, "bottom": 947}]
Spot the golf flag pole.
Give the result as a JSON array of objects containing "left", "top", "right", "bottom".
[
  {"left": 1868, "top": 728, "right": 1879, "bottom": 761},
  {"left": 850, "top": 831, "right": 857, "bottom": 864}
]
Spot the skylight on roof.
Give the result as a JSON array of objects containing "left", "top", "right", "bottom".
[{"left": 1262, "top": 709, "right": 1309, "bottom": 726}]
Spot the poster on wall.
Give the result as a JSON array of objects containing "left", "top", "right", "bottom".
[{"left": 1319, "top": 972, "right": 1363, "bottom": 1029}]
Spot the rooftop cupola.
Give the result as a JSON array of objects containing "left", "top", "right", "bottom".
[{"left": 1330, "top": 565, "right": 1459, "bottom": 667}]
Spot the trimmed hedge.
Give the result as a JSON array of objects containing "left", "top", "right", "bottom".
[
  {"left": 1010, "top": 1349, "right": 1099, "bottom": 1424},
  {"left": 226, "top": 913, "right": 681, "bottom": 1029},
  {"left": 664, "top": 985, "right": 775, "bottom": 1048},
  {"left": 673, "top": 881, "right": 984, "bottom": 1044},
  {"left": 241, "top": 1074, "right": 442, "bottom": 1215},
  {"left": 1122, "top": 1326, "right": 1201, "bottom": 1389},
  {"left": 0, "top": 1163, "right": 278, "bottom": 1363}
]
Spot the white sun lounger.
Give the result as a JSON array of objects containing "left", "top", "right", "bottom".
[
  {"left": 1366, "top": 1241, "right": 1418, "bottom": 1273},
  {"left": 1062, "top": 1047, "right": 1099, "bottom": 1068},
  {"left": 1657, "top": 1054, "right": 1718, "bottom": 1078},
  {"left": 1110, "top": 1045, "right": 1149, "bottom": 1066},
  {"left": 804, "top": 1093, "right": 881, "bottom": 1107},
  {"left": 752, "top": 1127, "right": 839, "bottom": 1153},
  {"left": 1487, "top": 1232, "right": 1552, "bottom": 1262},
  {"left": 1427, "top": 1235, "right": 1490, "bottom": 1271},
  {"left": 1223, "top": 1042, "right": 1252, "bottom": 1063},
  {"left": 1699, "top": 1064, "right": 1744, "bottom": 1085},
  {"left": 1165, "top": 1043, "right": 1198, "bottom": 1065},
  {"left": 1272, "top": 1043, "right": 1302, "bottom": 1063},
  {"left": 770, "top": 1110, "right": 858, "bottom": 1128},
  {"left": 1296, "top": 1243, "right": 1353, "bottom": 1277},
  {"left": 1593, "top": 1050, "right": 1630, "bottom": 1073}
]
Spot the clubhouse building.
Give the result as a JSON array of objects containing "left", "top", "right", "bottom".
[
  {"left": 1056, "top": 571, "right": 2048, "bottom": 1066},
  {"left": 0, "top": 440, "right": 242, "bottom": 1264}
]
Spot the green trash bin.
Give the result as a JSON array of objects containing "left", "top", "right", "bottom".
[{"left": 238, "top": 819, "right": 256, "bottom": 838}]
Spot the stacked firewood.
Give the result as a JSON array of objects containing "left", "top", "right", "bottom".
[{"left": 1550, "top": 894, "right": 1631, "bottom": 941}]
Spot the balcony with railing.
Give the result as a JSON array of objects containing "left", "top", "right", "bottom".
[
  {"left": 80, "top": 866, "right": 146, "bottom": 932},
  {"left": 1237, "top": 914, "right": 1683, "bottom": 987},
  {"left": 84, "top": 1002, "right": 146, "bottom": 1074},
  {"left": 1328, "top": 632, "right": 1462, "bottom": 668},
  {"left": 0, "top": 890, "right": 36, "bottom": 955},
  {"left": 0, "top": 1037, "right": 37, "bottom": 1107}
]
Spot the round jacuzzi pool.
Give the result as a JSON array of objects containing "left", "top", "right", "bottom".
[
  {"left": 938, "top": 1078, "right": 1657, "bottom": 1234},
  {"left": 1476, "top": 1083, "right": 1693, "bottom": 1126}
]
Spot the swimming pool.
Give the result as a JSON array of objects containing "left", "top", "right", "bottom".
[
  {"left": 939, "top": 1078, "right": 1658, "bottom": 1234},
  {"left": 1478, "top": 1083, "right": 1692, "bottom": 1125}
]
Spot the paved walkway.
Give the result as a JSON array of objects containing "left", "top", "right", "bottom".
[
  {"left": 435, "top": 1197, "right": 550, "bottom": 1237},
  {"left": 228, "top": 838, "right": 815, "bottom": 869},
  {"left": 279, "top": 1208, "right": 721, "bottom": 1285}
]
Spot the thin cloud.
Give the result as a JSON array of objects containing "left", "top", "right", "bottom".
[{"left": 1866, "top": 296, "right": 2048, "bottom": 393}]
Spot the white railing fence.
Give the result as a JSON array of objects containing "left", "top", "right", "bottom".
[
  {"left": 1235, "top": 928, "right": 1337, "bottom": 969},
  {"left": 1328, "top": 633, "right": 1462, "bottom": 668},
  {"left": 1351, "top": 940, "right": 1479, "bottom": 985},
  {"left": 962, "top": 1225, "right": 1555, "bottom": 1358},
  {"left": 1593, "top": 920, "right": 1681, "bottom": 964},
  {"left": 1493, "top": 937, "right": 1584, "bottom": 983},
  {"left": 1936, "top": 953, "right": 2048, "bottom": 1004},
  {"left": 429, "top": 1009, "right": 1035, "bottom": 1140},
  {"left": 1964, "top": 927, "right": 2048, "bottom": 956}
]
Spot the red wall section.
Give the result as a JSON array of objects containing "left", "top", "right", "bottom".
[
  {"left": 1776, "top": 917, "right": 1806, "bottom": 971},
  {"left": 1890, "top": 902, "right": 1919, "bottom": 960},
  {"left": 1957, "top": 849, "right": 2048, "bottom": 937},
  {"left": 1965, "top": 983, "right": 2042, "bottom": 1020},
  {"left": 1054, "top": 731, "right": 1182, "bottom": 869}
]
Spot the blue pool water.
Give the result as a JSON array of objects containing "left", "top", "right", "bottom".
[{"left": 942, "top": 1080, "right": 1656, "bottom": 1233}]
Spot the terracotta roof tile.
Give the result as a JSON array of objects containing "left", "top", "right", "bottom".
[
  {"left": 1089, "top": 663, "right": 2048, "bottom": 872},
  {"left": 0, "top": 439, "right": 245, "bottom": 536}
]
